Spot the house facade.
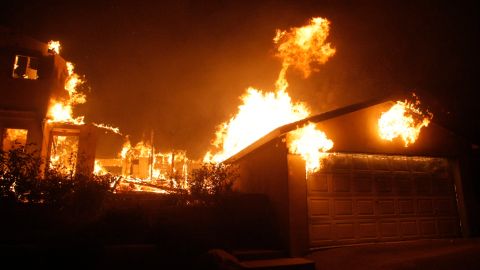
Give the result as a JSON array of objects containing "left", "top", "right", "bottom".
[
  {"left": 0, "top": 28, "right": 96, "bottom": 175},
  {"left": 229, "top": 98, "right": 476, "bottom": 256}
]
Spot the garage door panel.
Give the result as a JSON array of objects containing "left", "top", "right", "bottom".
[
  {"left": 400, "top": 220, "right": 418, "bottom": 238},
  {"left": 356, "top": 199, "right": 375, "bottom": 216},
  {"left": 334, "top": 200, "right": 353, "bottom": 216},
  {"left": 335, "top": 223, "right": 355, "bottom": 240},
  {"left": 417, "top": 199, "right": 434, "bottom": 214},
  {"left": 398, "top": 199, "right": 415, "bottom": 215},
  {"left": 380, "top": 221, "right": 398, "bottom": 238},
  {"left": 375, "top": 175, "right": 393, "bottom": 194},
  {"left": 358, "top": 222, "right": 377, "bottom": 239},
  {"left": 420, "top": 219, "right": 437, "bottom": 236},
  {"left": 377, "top": 199, "right": 395, "bottom": 215},
  {"left": 333, "top": 174, "right": 351, "bottom": 192},
  {"left": 308, "top": 173, "right": 329, "bottom": 193},
  {"left": 309, "top": 199, "right": 331, "bottom": 216},
  {"left": 414, "top": 174, "right": 432, "bottom": 195},
  {"left": 353, "top": 173, "right": 373, "bottom": 192},
  {"left": 394, "top": 174, "right": 414, "bottom": 195},
  {"left": 400, "top": 220, "right": 418, "bottom": 237}
]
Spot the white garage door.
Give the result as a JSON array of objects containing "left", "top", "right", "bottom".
[{"left": 307, "top": 153, "right": 460, "bottom": 248}]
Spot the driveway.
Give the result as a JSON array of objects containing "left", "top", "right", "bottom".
[{"left": 307, "top": 238, "right": 480, "bottom": 270}]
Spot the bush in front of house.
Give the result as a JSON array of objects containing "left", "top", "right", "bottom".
[
  {"left": 188, "top": 162, "right": 238, "bottom": 204},
  {"left": 0, "top": 145, "right": 116, "bottom": 212}
]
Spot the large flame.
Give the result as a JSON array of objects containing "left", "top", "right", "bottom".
[
  {"left": 205, "top": 17, "right": 335, "bottom": 164},
  {"left": 274, "top": 17, "right": 336, "bottom": 91},
  {"left": 378, "top": 96, "right": 433, "bottom": 147},
  {"left": 47, "top": 61, "right": 86, "bottom": 125},
  {"left": 287, "top": 123, "right": 333, "bottom": 173},
  {"left": 204, "top": 88, "right": 309, "bottom": 163}
]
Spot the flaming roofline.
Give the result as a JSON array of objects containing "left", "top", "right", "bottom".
[{"left": 223, "top": 91, "right": 442, "bottom": 163}]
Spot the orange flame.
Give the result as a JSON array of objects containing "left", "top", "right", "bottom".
[
  {"left": 378, "top": 97, "right": 433, "bottom": 147},
  {"left": 204, "top": 88, "right": 309, "bottom": 163},
  {"left": 287, "top": 123, "right": 333, "bottom": 173},
  {"left": 93, "top": 123, "right": 122, "bottom": 135},
  {"left": 48, "top": 40, "right": 61, "bottom": 54},
  {"left": 94, "top": 160, "right": 109, "bottom": 175},
  {"left": 205, "top": 17, "right": 335, "bottom": 164},
  {"left": 47, "top": 61, "right": 86, "bottom": 125},
  {"left": 274, "top": 17, "right": 336, "bottom": 91}
]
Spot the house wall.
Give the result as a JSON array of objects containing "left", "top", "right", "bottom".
[
  {"left": 232, "top": 136, "right": 291, "bottom": 251},
  {"left": 0, "top": 32, "right": 69, "bottom": 158}
]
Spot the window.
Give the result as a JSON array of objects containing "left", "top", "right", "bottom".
[
  {"left": 12, "top": 55, "right": 39, "bottom": 80},
  {"left": 2, "top": 128, "right": 28, "bottom": 151}
]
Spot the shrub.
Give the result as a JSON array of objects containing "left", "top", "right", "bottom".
[
  {"left": 189, "top": 163, "right": 238, "bottom": 203},
  {"left": 0, "top": 145, "right": 115, "bottom": 211},
  {"left": 0, "top": 144, "right": 42, "bottom": 202}
]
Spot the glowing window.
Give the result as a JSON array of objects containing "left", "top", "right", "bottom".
[
  {"left": 49, "top": 134, "right": 79, "bottom": 174},
  {"left": 2, "top": 128, "right": 28, "bottom": 151},
  {"left": 12, "top": 55, "right": 39, "bottom": 80}
]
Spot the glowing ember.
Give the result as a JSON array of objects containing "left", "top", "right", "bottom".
[
  {"left": 378, "top": 96, "right": 433, "bottom": 147},
  {"left": 287, "top": 123, "right": 333, "bottom": 173},
  {"left": 205, "top": 17, "right": 335, "bottom": 163},
  {"left": 48, "top": 40, "right": 61, "bottom": 54}
]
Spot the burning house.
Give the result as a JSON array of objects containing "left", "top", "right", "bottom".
[
  {"left": 226, "top": 96, "right": 474, "bottom": 256},
  {"left": 0, "top": 28, "right": 97, "bottom": 175}
]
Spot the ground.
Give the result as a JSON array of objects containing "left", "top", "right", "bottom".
[{"left": 307, "top": 238, "right": 480, "bottom": 270}]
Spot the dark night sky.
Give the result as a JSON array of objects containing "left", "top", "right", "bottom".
[{"left": 1, "top": 0, "right": 479, "bottom": 158}]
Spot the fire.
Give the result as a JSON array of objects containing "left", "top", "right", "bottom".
[
  {"left": 114, "top": 138, "right": 191, "bottom": 191},
  {"left": 204, "top": 88, "right": 309, "bottom": 163},
  {"left": 48, "top": 40, "right": 61, "bottom": 54},
  {"left": 48, "top": 135, "right": 79, "bottom": 174},
  {"left": 274, "top": 17, "right": 336, "bottom": 90},
  {"left": 205, "top": 17, "right": 335, "bottom": 164},
  {"left": 47, "top": 61, "right": 86, "bottom": 124},
  {"left": 92, "top": 123, "right": 122, "bottom": 135},
  {"left": 378, "top": 97, "right": 433, "bottom": 147},
  {"left": 94, "top": 160, "right": 109, "bottom": 175},
  {"left": 287, "top": 123, "right": 333, "bottom": 173}
]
